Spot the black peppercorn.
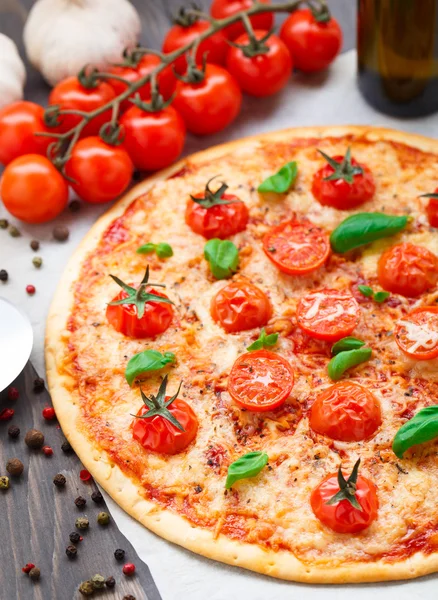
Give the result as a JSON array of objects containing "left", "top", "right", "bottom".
[
  {"left": 6, "top": 458, "right": 24, "bottom": 476},
  {"left": 105, "top": 576, "right": 115, "bottom": 588},
  {"left": 69, "top": 531, "right": 81, "bottom": 544},
  {"left": 53, "top": 473, "right": 66, "bottom": 487},
  {"left": 75, "top": 517, "right": 89, "bottom": 530},
  {"left": 25, "top": 429, "right": 44, "bottom": 450},
  {"left": 0, "top": 269, "right": 8, "bottom": 282},
  {"left": 0, "top": 218, "right": 8, "bottom": 229},
  {"left": 29, "top": 567, "right": 40, "bottom": 581},
  {"left": 69, "top": 200, "right": 81, "bottom": 213},
  {"left": 114, "top": 549, "right": 125, "bottom": 561},
  {"left": 66, "top": 545, "right": 77, "bottom": 559},
  {"left": 53, "top": 225, "right": 69, "bottom": 242},
  {"left": 30, "top": 239, "right": 40, "bottom": 251},
  {"left": 91, "top": 490, "right": 103, "bottom": 504},
  {"left": 122, "top": 595, "right": 136, "bottom": 600},
  {"left": 7, "top": 425, "right": 20, "bottom": 439},
  {"left": 33, "top": 377, "right": 45, "bottom": 393},
  {"left": 61, "top": 440, "right": 73, "bottom": 454},
  {"left": 74, "top": 496, "right": 87, "bottom": 508}
]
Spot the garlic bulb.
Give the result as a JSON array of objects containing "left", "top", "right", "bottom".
[
  {"left": 0, "top": 34, "right": 26, "bottom": 109},
  {"left": 23, "top": 0, "right": 141, "bottom": 86}
]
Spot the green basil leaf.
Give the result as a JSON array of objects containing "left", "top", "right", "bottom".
[
  {"left": 374, "top": 291, "right": 390, "bottom": 303},
  {"left": 136, "top": 243, "right": 156, "bottom": 255},
  {"left": 330, "top": 213, "right": 408, "bottom": 254},
  {"left": 247, "top": 328, "right": 278, "bottom": 351},
  {"left": 156, "top": 243, "right": 173, "bottom": 258},
  {"left": 393, "top": 406, "right": 438, "bottom": 458},
  {"left": 225, "top": 451, "right": 269, "bottom": 489},
  {"left": 327, "top": 347, "right": 372, "bottom": 381},
  {"left": 125, "top": 350, "right": 176, "bottom": 386},
  {"left": 331, "top": 337, "right": 365, "bottom": 355},
  {"left": 258, "top": 161, "right": 298, "bottom": 194},
  {"left": 204, "top": 238, "right": 239, "bottom": 280},
  {"left": 358, "top": 285, "right": 373, "bottom": 298}
]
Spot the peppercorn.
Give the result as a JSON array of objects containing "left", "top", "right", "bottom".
[
  {"left": 97, "top": 511, "right": 110, "bottom": 525},
  {"left": 75, "top": 517, "right": 89, "bottom": 530},
  {"left": 74, "top": 496, "right": 87, "bottom": 508},
  {"left": 123, "top": 595, "right": 136, "bottom": 600},
  {"left": 91, "top": 574, "right": 105, "bottom": 590},
  {"left": 25, "top": 429, "right": 44, "bottom": 449},
  {"left": 105, "top": 576, "right": 116, "bottom": 588},
  {"left": 42, "top": 407, "right": 56, "bottom": 420},
  {"left": 29, "top": 567, "right": 40, "bottom": 581},
  {"left": 8, "top": 386, "right": 19, "bottom": 401},
  {"left": 91, "top": 490, "right": 103, "bottom": 504},
  {"left": 61, "top": 440, "right": 73, "bottom": 454},
  {"left": 32, "top": 256, "right": 43, "bottom": 269},
  {"left": 6, "top": 458, "right": 24, "bottom": 476},
  {"left": 33, "top": 377, "right": 45, "bottom": 393},
  {"left": 42, "top": 445, "right": 53, "bottom": 457},
  {"left": 26, "top": 284, "right": 36, "bottom": 295},
  {"left": 114, "top": 548, "right": 125, "bottom": 561},
  {"left": 53, "top": 225, "right": 69, "bottom": 242},
  {"left": 0, "top": 218, "right": 8, "bottom": 229},
  {"left": 69, "top": 200, "right": 81, "bottom": 213},
  {"left": 30, "top": 239, "right": 40, "bottom": 251},
  {"left": 53, "top": 473, "right": 66, "bottom": 487},
  {"left": 69, "top": 531, "right": 81, "bottom": 544},
  {"left": 9, "top": 225, "right": 21, "bottom": 237},
  {"left": 0, "top": 408, "right": 14, "bottom": 420},
  {"left": 65, "top": 544, "right": 77, "bottom": 559},
  {"left": 0, "top": 269, "right": 8, "bottom": 282},
  {"left": 78, "top": 580, "right": 94, "bottom": 596},
  {"left": 0, "top": 476, "right": 10, "bottom": 490},
  {"left": 79, "top": 469, "right": 92, "bottom": 482},
  {"left": 22, "top": 563, "right": 35, "bottom": 574},
  {"left": 8, "top": 425, "right": 20, "bottom": 439},
  {"left": 122, "top": 563, "right": 135, "bottom": 576}
]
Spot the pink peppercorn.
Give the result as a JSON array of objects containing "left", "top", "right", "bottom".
[
  {"left": 122, "top": 563, "right": 136, "bottom": 576},
  {"left": 26, "top": 285, "right": 36, "bottom": 295},
  {"left": 79, "top": 469, "right": 92, "bottom": 482},
  {"left": 7, "top": 387, "right": 19, "bottom": 401}
]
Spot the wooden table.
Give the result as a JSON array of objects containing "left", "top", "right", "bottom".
[{"left": 0, "top": 2, "right": 355, "bottom": 599}]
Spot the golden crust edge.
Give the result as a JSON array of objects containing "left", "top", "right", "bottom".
[{"left": 45, "top": 125, "right": 438, "bottom": 584}]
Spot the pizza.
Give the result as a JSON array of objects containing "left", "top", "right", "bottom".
[{"left": 46, "top": 126, "right": 438, "bottom": 583}]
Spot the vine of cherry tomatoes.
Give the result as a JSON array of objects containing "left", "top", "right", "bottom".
[{"left": 0, "top": 1, "right": 342, "bottom": 224}]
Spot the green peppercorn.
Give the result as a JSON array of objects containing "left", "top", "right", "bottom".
[
  {"left": 91, "top": 574, "right": 105, "bottom": 590},
  {"left": 97, "top": 511, "right": 110, "bottom": 525},
  {"left": 79, "top": 580, "right": 94, "bottom": 596},
  {"left": 30, "top": 239, "right": 40, "bottom": 251},
  {"left": 32, "top": 256, "right": 43, "bottom": 269},
  {"left": 53, "top": 473, "right": 66, "bottom": 487},
  {"left": 25, "top": 429, "right": 44, "bottom": 449},
  {"left": 66, "top": 545, "right": 77, "bottom": 559},
  {"left": 105, "top": 576, "right": 115, "bottom": 588},
  {"left": 75, "top": 517, "right": 89, "bottom": 530},
  {"left": 29, "top": 567, "right": 40, "bottom": 581},
  {"left": 0, "top": 218, "right": 8, "bottom": 229},
  {"left": 6, "top": 458, "right": 23, "bottom": 476},
  {"left": 8, "top": 225, "right": 21, "bottom": 237},
  {"left": 0, "top": 476, "right": 10, "bottom": 490}
]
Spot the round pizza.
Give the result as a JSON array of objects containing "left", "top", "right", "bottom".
[{"left": 46, "top": 126, "right": 438, "bottom": 583}]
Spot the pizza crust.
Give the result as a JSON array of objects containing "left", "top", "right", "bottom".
[{"left": 46, "top": 126, "right": 438, "bottom": 583}]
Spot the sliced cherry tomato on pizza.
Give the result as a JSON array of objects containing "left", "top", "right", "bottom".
[
  {"left": 311, "top": 148, "right": 375, "bottom": 210},
  {"left": 425, "top": 187, "right": 438, "bottom": 228},
  {"left": 106, "top": 267, "right": 174, "bottom": 338},
  {"left": 378, "top": 242, "right": 438, "bottom": 298},
  {"left": 395, "top": 307, "right": 438, "bottom": 360},
  {"left": 228, "top": 349, "right": 294, "bottom": 411},
  {"left": 296, "top": 289, "right": 360, "bottom": 342},
  {"left": 211, "top": 280, "right": 272, "bottom": 333},
  {"left": 311, "top": 460, "right": 378, "bottom": 534},
  {"left": 263, "top": 220, "right": 330, "bottom": 275},
  {"left": 132, "top": 376, "right": 198, "bottom": 454},
  {"left": 309, "top": 381, "right": 381, "bottom": 442},
  {"left": 210, "top": 0, "right": 273, "bottom": 40},
  {"left": 186, "top": 177, "right": 249, "bottom": 239}
]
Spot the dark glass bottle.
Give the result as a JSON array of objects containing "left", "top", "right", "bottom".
[{"left": 357, "top": 0, "right": 438, "bottom": 117}]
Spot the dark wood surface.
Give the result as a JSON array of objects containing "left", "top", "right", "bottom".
[{"left": 0, "top": 1, "right": 356, "bottom": 599}]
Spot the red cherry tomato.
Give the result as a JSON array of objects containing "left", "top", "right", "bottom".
[
  {"left": 65, "top": 137, "right": 133, "bottom": 204},
  {"left": 312, "top": 155, "right": 375, "bottom": 209},
  {"left": 310, "top": 381, "right": 381, "bottom": 441},
  {"left": 311, "top": 469, "right": 378, "bottom": 533},
  {"left": 133, "top": 396, "right": 198, "bottom": 454},
  {"left": 263, "top": 219, "right": 330, "bottom": 275},
  {"left": 426, "top": 187, "right": 438, "bottom": 228},
  {"left": 185, "top": 194, "right": 249, "bottom": 239},
  {"left": 162, "top": 20, "right": 228, "bottom": 74},
  {"left": 378, "top": 242, "right": 438, "bottom": 298},
  {"left": 49, "top": 76, "right": 116, "bottom": 136},
  {"left": 296, "top": 288, "right": 360, "bottom": 342},
  {"left": 228, "top": 349, "right": 294, "bottom": 411},
  {"left": 226, "top": 31, "right": 292, "bottom": 97},
  {"left": 280, "top": 8, "right": 342, "bottom": 73},
  {"left": 211, "top": 0, "right": 273, "bottom": 40},
  {"left": 0, "top": 101, "right": 51, "bottom": 165},
  {"left": 172, "top": 64, "right": 242, "bottom": 135},
  {"left": 0, "top": 155, "right": 68, "bottom": 224},
  {"left": 120, "top": 105, "right": 186, "bottom": 172},
  {"left": 106, "top": 286, "right": 174, "bottom": 338},
  {"left": 395, "top": 307, "right": 438, "bottom": 360},
  {"left": 108, "top": 55, "right": 175, "bottom": 111},
  {"left": 211, "top": 280, "right": 272, "bottom": 333}
]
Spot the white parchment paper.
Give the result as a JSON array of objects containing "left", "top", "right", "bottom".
[{"left": 2, "top": 51, "right": 438, "bottom": 600}]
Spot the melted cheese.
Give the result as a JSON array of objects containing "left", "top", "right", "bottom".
[{"left": 398, "top": 319, "right": 438, "bottom": 353}]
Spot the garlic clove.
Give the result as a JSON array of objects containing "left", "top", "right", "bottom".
[{"left": 0, "top": 34, "right": 26, "bottom": 109}]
